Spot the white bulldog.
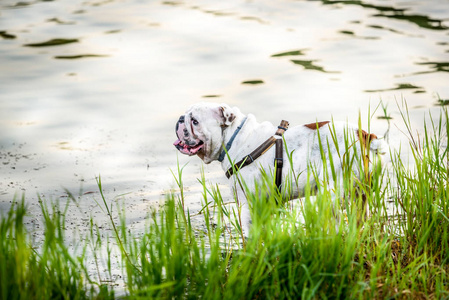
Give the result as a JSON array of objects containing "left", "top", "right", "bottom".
[{"left": 174, "top": 102, "right": 387, "bottom": 235}]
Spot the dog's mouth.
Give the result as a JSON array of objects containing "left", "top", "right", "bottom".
[{"left": 173, "top": 139, "right": 204, "bottom": 156}]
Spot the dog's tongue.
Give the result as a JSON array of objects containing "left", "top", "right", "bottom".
[
  {"left": 189, "top": 143, "right": 203, "bottom": 154},
  {"left": 173, "top": 139, "right": 203, "bottom": 156},
  {"left": 173, "top": 139, "right": 189, "bottom": 155},
  {"left": 173, "top": 139, "right": 182, "bottom": 147}
]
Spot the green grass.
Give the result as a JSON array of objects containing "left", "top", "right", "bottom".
[{"left": 1, "top": 107, "right": 448, "bottom": 299}]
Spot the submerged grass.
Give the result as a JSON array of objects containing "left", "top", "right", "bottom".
[{"left": 1, "top": 107, "right": 448, "bottom": 299}]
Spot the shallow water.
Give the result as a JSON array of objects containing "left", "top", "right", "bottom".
[{"left": 1, "top": 0, "right": 448, "bottom": 228}]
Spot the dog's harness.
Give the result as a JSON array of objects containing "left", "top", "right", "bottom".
[{"left": 224, "top": 120, "right": 289, "bottom": 192}]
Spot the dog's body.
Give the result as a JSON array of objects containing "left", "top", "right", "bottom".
[{"left": 174, "top": 102, "right": 387, "bottom": 234}]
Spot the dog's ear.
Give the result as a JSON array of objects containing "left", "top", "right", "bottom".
[{"left": 219, "top": 104, "right": 236, "bottom": 127}]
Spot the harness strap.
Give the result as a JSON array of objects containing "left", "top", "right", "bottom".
[
  {"left": 225, "top": 136, "right": 276, "bottom": 178},
  {"left": 274, "top": 120, "right": 288, "bottom": 192},
  {"left": 274, "top": 138, "right": 283, "bottom": 191},
  {"left": 225, "top": 120, "right": 289, "bottom": 191}
]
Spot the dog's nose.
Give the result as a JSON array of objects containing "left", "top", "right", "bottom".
[{"left": 175, "top": 115, "right": 185, "bottom": 138}]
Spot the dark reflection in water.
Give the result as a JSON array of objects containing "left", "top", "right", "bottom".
[
  {"left": 105, "top": 29, "right": 122, "bottom": 34},
  {"left": 366, "top": 24, "right": 403, "bottom": 35},
  {"left": 271, "top": 49, "right": 338, "bottom": 73},
  {"left": 365, "top": 83, "right": 424, "bottom": 93},
  {"left": 340, "top": 30, "right": 355, "bottom": 36},
  {"left": 414, "top": 62, "right": 449, "bottom": 74},
  {"left": 374, "top": 13, "right": 447, "bottom": 31},
  {"left": 241, "top": 80, "right": 264, "bottom": 85},
  {"left": 162, "top": 1, "right": 183, "bottom": 6},
  {"left": 291, "top": 60, "right": 339, "bottom": 73},
  {"left": 271, "top": 50, "right": 308, "bottom": 57},
  {"left": 338, "top": 30, "right": 379, "bottom": 39},
  {"left": 314, "top": 0, "right": 448, "bottom": 30},
  {"left": 0, "top": 31, "right": 16, "bottom": 39},
  {"left": 315, "top": 0, "right": 406, "bottom": 14},
  {"left": 7, "top": 2, "right": 33, "bottom": 8},
  {"left": 47, "top": 18, "right": 76, "bottom": 25},
  {"left": 54, "top": 54, "right": 109, "bottom": 59},
  {"left": 24, "top": 38, "right": 79, "bottom": 47}
]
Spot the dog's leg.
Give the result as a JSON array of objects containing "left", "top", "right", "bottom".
[
  {"left": 234, "top": 188, "right": 252, "bottom": 238},
  {"left": 327, "top": 183, "right": 342, "bottom": 234},
  {"left": 322, "top": 164, "right": 343, "bottom": 234},
  {"left": 240, "top": 204, "right": 252, "bottom": 238}
]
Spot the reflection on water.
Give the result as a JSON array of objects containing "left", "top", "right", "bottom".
[
  {"left": 241, "top": 80, "right": 264, "bottom": 85},
  {"left": 291, "top": 59, "right": 340, "bottom": 73},
  {"left": 24, "top": 38, "right": 79, "bottom": 47},
  {"left": 414, "top": 61, "right": 449, "bottom": 74},
  {"left": 317, "top": 0, "right": 448, "bottom": 30},
  {"left": 54, "top": 54, "right": 109, "bottom": 59},
  {"left": 366, "top": 24, "right": 403, "bottom": 35},
  {"left": 271, "top": 48, "right": 340, "bottom": 73},
  {"left": 364, "top": 83, "right": 424, "bottom": 93},
  {"left": 0, "top": 31, "right": 16, "bottom": 39},
  {"left": 338, "top": 29, "right": 379, "bottom": 40},
  {"left": 374, "top": 12, "right": 447, "bottom": 31},
  {"left": 0, "top": 0, "right": 448, "bottom": 230},
  {"left": 271, "top": 50, "right": 308, "bottom": 57}
]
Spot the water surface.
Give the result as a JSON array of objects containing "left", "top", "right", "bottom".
[{"left": 1, "top": 0, "right": 448, "bottom": 227}]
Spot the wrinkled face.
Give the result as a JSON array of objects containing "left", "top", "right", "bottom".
[
  {"left": 173, "top": 115, "right": 204, "bottom": 156},
  {"left": 173, "top": 103, "right": 236, "bottom": 164}
]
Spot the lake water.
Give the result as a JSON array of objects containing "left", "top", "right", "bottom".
[{"left": 0, "top": 0, "right": 448, "bottom": 231}]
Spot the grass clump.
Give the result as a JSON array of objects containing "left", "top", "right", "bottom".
[
  {"left": 0, "top": 198, "right": 114, "bottom": 299},
  {"left": 0, "top": 107, "right": 448, "bottom": 299}
]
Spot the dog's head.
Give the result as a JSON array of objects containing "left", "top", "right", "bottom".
[{"left": 173, "top": 102, "right": 237, "bottom": 164}]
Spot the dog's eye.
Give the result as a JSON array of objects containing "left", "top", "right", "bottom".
[{"left": 192, "top": 119, "right": 199, "bottom": 126}]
